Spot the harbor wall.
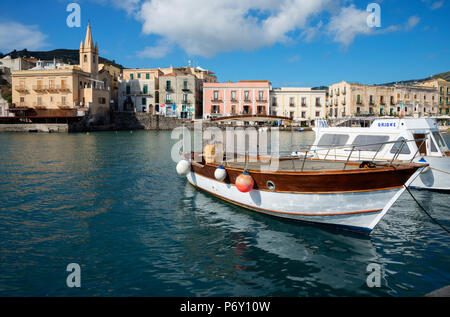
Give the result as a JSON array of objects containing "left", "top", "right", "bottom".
[{"left": 0, "top": 123, "right": 69, "bottom": 133}]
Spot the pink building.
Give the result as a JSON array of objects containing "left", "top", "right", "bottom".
[{"left": 203, "top": 80, "right": 271, "bottom": 119}]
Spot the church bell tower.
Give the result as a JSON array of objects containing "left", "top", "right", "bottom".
[{"left": 79, "top": 23, "right": 98, "bottom": 75}]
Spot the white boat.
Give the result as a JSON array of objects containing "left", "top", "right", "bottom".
[
  {"left": 307, "top": 118, "right": 449, "bottom": 191},
  {"left": 176, "top": 147, "right": 426, "bottom": 233}
]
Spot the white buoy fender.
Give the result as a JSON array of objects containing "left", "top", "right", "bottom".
[
  {"left": 176, "top": 160, "right": 191, "bottom": 176},
  {"left": 214, "top": 165, "right": 227, "bottom": 181}
]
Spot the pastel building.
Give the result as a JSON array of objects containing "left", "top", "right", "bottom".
[
  {"left": 118, "top": 68, "right": 161, "bottom": 113},
  {"left": 418, "top": 78, "right": 450, "bottom": 115},
  {"left": 270, "top": 87, "right": 327, "bottom": 122},
  {"left": 327, "top": 81, "right": 439, "bottom": 118},
  {"left": 10, "top": 23, "right": 113, "bottom": 120},
  {"left": 202, "top": 81, "right": 271, "bottom": 119},
  {"left": 119, "top": 65, "right": 216, "bottom": 118}
]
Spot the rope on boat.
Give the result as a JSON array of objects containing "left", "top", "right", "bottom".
[
  {"left": 392, "top": 165, "right": 450, "bottom": 235},
  {"left": 430, "top": 167, "right": 450, "bottom": 175}
]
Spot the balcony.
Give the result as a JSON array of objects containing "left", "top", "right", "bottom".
[
  {"left": 211, "top": 98, "right": 223, "bottom": 103},
  {"left": 342, "top": 90, "right": 346, "bottom": 95},
  {"left": 47, "top": 85, "right": 58, "bottom": 93},
  {"left": 59, "top": 85, "right": 71, "bottom": 92},
  {"left": 32, "top": 85, "right": 48, "bottom": 92},
  {"left": 289, "top": 103, "right": 295, "bottom": 107},
  {"left": 182, "top": 87, "right": 190, "bottom": 92},
  {"left": 316, "top": 103, "right": 322, "bottom": 107},
  {"left": 257, "top": 99, "right": 267, "bottom": 103},
  {"left": 165, "top": 100, "right": 173, "bottom": 104},
  {"left": 301, "top": 103, "right": 307, "bottom": 107},
  {"left": 15, "top": 85, "right": 28, "bottom": 93}
]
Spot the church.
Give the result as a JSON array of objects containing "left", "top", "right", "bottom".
[{"left": 11, "top": 23, "right": 114, "bottom": 122}]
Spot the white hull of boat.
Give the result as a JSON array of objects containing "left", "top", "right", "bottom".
[
  {"left": 186, "top": 170, "right": 422, "bottom": 232},
  {"left": 410, "top": 156, "right": 450, "bottom": 191}
]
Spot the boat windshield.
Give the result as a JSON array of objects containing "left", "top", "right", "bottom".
[{"left": 432, "top": 131, "right": 449, "bottom": 153}]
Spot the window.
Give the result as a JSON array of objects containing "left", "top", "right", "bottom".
[
  {"left": 390, "top": 137, "right": 411, "bottom": 155},
  {"left": 212, "top": 105, "right": 220, "bottom": 114},
  {"left": 138, "top": 73, "right": 141, "bottom": 79},
  {"left": 166, "top": 93, "right": 171, "bottom": 102},
  {"left": 231, "top": 105, "right": 236, "bottom": 114},
  {"left": 244, "top": 91, "right": 250, "bottom": 101},
  {"left": 369, "top": 95, "right": 374, "bottom": 104},
  {"left": 61, "top": 96, "right": 66, "bottom": 105},
  {"left": 432, "top": 131, "right": 449, "bottom": 153},
  {"left": 353, "top": 135, "right": 389, "bottom": 151},
  {"left": 356, "top": 107, "right": 361, "bottom": 113},
  {"left": 357, "top": 95, "right": 361, "bottom": 104},
  {"left": 126, "top": 85, "right": 130, "bottom": 94},
  {"left": 142, "top": 98, "right": 146, "bottom": 105},
  {"left": 183, "top": 93, "right": 188, "bottom": 103},
  {"left": 146, "top": 73, "right": 150, "bottom": 79},
  {"left": 301, "top": 111, "right": 306, "bottom": 118},
  {"left": 213, "top": 90, "right": 219, "bottom": 100},
  {"left": 231, "top": 91, "right": 236, "bottom": 101},
  {"left": 130, "top": 74, "right": 134, "bottom": 80},
  {"left": 84, "top": 55, "right": 87, "bottom": 62},
  {"left": 317, "top": 134, "right": 350, "bottom": 147},
  {"left": 259, "top": 91, "right": 264, "bottom": 101},
  {"left": 289, "top": 97, "right": 295, "bottom": 106},
  {"left": 143, "top": 85, "right": 148, "bottom": 94},
  {"left": 37, "top": 97, "right": 42, "bottom": 106},
  {"left": 183, "top": 81, "right": 188, "bottom": 90},
  {"left": 315, "top": 111, "right": 320, "bottom": 117},
  {"left": 301, "top": 97, "right": 307, "bottom": 106},
  {"left": 316, "top": 97, "right": 321, "bottom": 106},
  {"left": 166, "top": 81, "right": 171, "bottom": 90}
]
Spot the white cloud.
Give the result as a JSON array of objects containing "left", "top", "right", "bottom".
[
  {"left": 137, "top": 38, "right": 173, "bottom": 58},
  {"left": 326, "top": 5, "right": 373, "bottom": 47},
  {"left": 0, "top": 22, "right": 48, "bottom": 52},
  {"left": 404, "top": 16, "right": 420, "bottom": 30},
  {"left": 136, "top": 0, "right": 332, "bottom": 57},
  {"left": 431, "top": 1, "right": 444, "bottom": 9}
]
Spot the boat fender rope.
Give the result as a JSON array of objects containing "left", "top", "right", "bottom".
[{"left": 392, "top": 166, "right": 450, "bottom": 235}]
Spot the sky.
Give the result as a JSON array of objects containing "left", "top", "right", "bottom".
[{"left": 0, "top": 0, "right": 449, "bottom": 87}]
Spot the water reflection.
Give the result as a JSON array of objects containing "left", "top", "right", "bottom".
[{"left": 181, "top": 183, "right": 390, "bottom": 296}]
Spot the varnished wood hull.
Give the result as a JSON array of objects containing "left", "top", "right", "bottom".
[{"left": 185, "top": 159, "right": 424, "bottom": 232}]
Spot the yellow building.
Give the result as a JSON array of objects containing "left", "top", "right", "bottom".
[
  {"left": 11, "top": 23, "right": 113, "bottom": 120},
  {"left": 418, "top": 78, "right": 450, "bottom": 115}
]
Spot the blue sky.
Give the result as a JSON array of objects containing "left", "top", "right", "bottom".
[{"left": 0, "top": 0, "right": 448, "bottom": 87}]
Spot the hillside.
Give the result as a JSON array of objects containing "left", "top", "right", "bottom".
[
  {"left": 380, "top": 71, "right": 450, "bottom": 86},
  {"left": 3, "top": 49, "right": 124, "bottom": 69}
]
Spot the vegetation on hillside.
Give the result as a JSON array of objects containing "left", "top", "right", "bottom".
[{"left": 4, "top": 48, "right": 124, "bottom": 70}]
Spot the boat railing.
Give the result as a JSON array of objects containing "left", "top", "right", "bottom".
[
  {"left": 200, "top": 137, "right": 427, "bottom": 172},
  {"left": 289, "top": 137, "right": 427, "bottom": 170}
]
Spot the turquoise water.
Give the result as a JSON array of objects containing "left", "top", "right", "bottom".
[{"left": 0, "top": 131, "right": 448, "bottom": 296}]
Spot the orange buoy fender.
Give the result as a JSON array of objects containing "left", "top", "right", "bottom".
[{"left": 236, "top": 170, "right": 254, "bottom": 193}]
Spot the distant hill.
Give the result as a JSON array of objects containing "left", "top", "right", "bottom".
[
  {"left": 3, "top": 49, "right": 124, "bottom": 70},
  {"left": 380, "top": 71, "right": 450, "bottom": 86}
]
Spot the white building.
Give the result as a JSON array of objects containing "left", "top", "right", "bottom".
[
  {"left": 0, "top": 56, "right": 35, "bottom": 71},
  {"left": 118, "top": 76, "right": 158, "bottom": 113},
  {"left": 270, "top": 87, "right": 327, "bottom": 123}
]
